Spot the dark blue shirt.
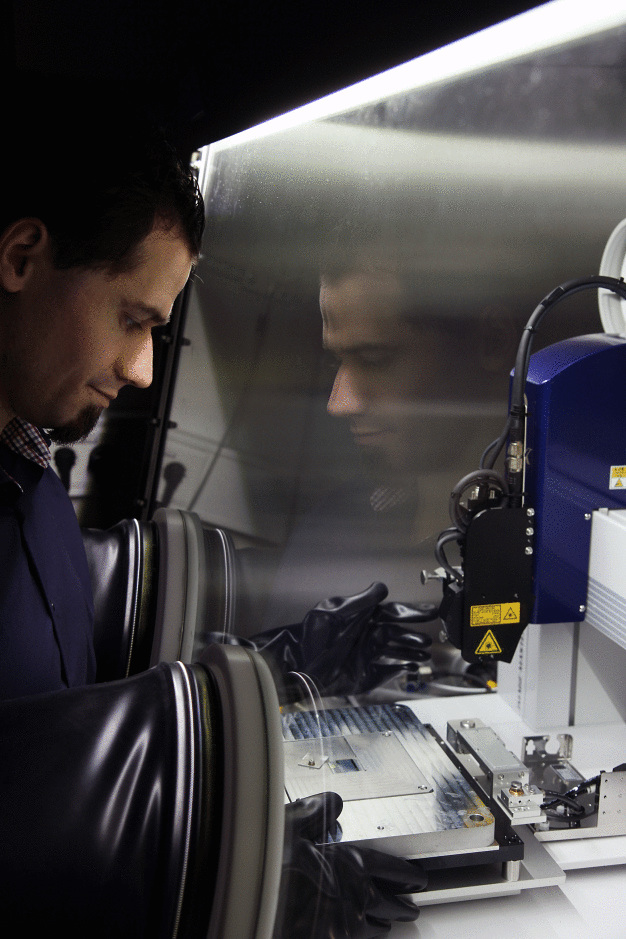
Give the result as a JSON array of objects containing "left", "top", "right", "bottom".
[{"left": 0, "top": 441, "right": 96, "bottom": 700}]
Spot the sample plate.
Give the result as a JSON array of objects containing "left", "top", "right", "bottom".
[{"left": 282, "top": 703, "right": 496, "bottom": 858}]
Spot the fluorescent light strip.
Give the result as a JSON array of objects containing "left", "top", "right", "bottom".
[{"left": 206, "top": 0, "right": 626, "bottom": 153}]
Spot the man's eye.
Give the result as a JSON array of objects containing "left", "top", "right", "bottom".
[
  {"left": 357, "top": 350, "right": 394, "bottom": 367},
  {"left": 122, "top": 315, "right": 142, "bottom": 332}
]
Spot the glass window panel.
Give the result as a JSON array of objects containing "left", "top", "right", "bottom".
[{"left": 160, "top": 6, "right": 626, "bottom": 660}]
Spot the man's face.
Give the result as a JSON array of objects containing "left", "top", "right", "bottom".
[
  {"left": 321, "top": 271, "right": 450, "bottom": 478},
  {"left": 0, "top": 225, "right": 193, "bottom": 442}
]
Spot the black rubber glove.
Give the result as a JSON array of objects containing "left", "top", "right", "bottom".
[
  {"left": 208, "top": 582, "right": 435, "bottom": 699},
  {"left": 274, "top": 791, "right": 426, "bottom": 939}
]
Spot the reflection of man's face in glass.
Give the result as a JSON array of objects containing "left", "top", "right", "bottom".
[{"left": 320, "top": 270, "right": 450, "bottom": 480}]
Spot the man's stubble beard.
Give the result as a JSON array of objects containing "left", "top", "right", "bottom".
[{"left": 48, "top": 404, "right": 103, "bottom": 444}]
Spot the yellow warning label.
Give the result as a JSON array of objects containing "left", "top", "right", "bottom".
[
  {"left": 470, "top": 602, "right": 520, "bottom": 627},
  {"left": 475, "top": 630, "right": 502, "bottom": 655},
  {"left": 610, "top": 466, "right": 626, "bottom": 490}
]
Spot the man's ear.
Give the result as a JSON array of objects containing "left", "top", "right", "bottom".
[{"left": 0, "top": 219, "right": 49, "bottom": 293}]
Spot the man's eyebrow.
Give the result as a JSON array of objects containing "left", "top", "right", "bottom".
[
  {"left": 124, "top": 300, "right": 171, "bottom": 327},
  {"left": 323, "top": 340, "right": 396, "bottom": 353}
]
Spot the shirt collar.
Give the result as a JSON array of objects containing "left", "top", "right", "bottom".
[{"left": 0, "top": 417, "right": 52, "bottom": 469}]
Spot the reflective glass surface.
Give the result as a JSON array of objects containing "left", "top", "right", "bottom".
[{"left": 161, "top": 11, "right": 626, "bottom": 678}]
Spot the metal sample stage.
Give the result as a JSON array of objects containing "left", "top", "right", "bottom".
[{"left": 282, "top": 704, "right": 498, "bottom": 861}]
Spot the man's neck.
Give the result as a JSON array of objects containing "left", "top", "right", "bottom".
[
  {"left": 0, "top": 404, "right": 16, "bottom": 437},
  {"left": 0, "top": 366, "right": 18, "bottom": 435}
]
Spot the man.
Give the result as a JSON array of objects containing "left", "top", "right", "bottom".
[
  {"left": 319, "top": 255, "right": 515, "bottom": 494},
  {"left": 0, "top": 98, "right": 424, "bottom": 936},
  {"left": 0, "top": 102, "right": 201, "bottom": 700},
  {"left": 321, "top": 262, "right": 462, "bottom": 494},
  {"left": 263, "top": 256, "right": 513, "bottom": 689}
]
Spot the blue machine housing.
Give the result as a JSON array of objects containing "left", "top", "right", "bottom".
[{"left": 524, "top": 333, "right": 626, "bottom": 624}]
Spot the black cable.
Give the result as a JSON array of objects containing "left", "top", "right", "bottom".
[
  {"left": 509, "top": 275, "right": 626, "bottom": 415},
  {"left": 479, "top": 416, "right": 512, "bottom": 470},
  {"left": 434, "top": 528, "right": 463, "bottom": 583},
  {"left": 541, "top": 770, "right": 604, "bottom": 825},
  {"left": 448, "top": 468, "right": 509, "bottom": 532},
  {"left": 541, "top": 793, "right": 590, "bottom": 823},
  {"left": 490, "top": 275, "right": 626, "bottom": 505}
]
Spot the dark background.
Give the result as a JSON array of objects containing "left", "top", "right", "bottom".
[{"left": 4, "top": 0, "right": 541, "bottom": 157}]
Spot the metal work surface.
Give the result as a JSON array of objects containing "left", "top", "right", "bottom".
[{"left": 282, "top": 704, "right": 495, "bottom": 858}]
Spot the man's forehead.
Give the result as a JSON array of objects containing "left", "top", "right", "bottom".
[
  {"left": 118, "top": 226, "right": 193, "bottom": 311},
  {"left": 320, "top": 270, "right": 406, "bottom": 309},
  {"left": 320, "top": 270, "right": 409, "bottom": 332}
]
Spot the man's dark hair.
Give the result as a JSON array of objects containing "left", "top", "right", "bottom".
[{"left": 1, "top": 79, "right": 205, "bottom": 271}]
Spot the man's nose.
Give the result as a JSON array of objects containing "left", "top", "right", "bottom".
[
  {"left": 327, "top": 367, "right": 365, "bottom": 417},
  {"left": 118, "top": 332, "right": 153, "bottom": 389}
]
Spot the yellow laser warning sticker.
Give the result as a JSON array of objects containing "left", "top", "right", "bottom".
[
  {"left": 475, "top": 631, "right": 502, "bottom": 655},
  {"left": 470, "top": 603, "right": 520, "bottom": 626},
  {"left": 610, "top": 466, "right": 626, "bottom": 489}
]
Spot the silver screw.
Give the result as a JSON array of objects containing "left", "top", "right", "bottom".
[{"left": 525, "top": 546, "right": 533, "bottom": 555}]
